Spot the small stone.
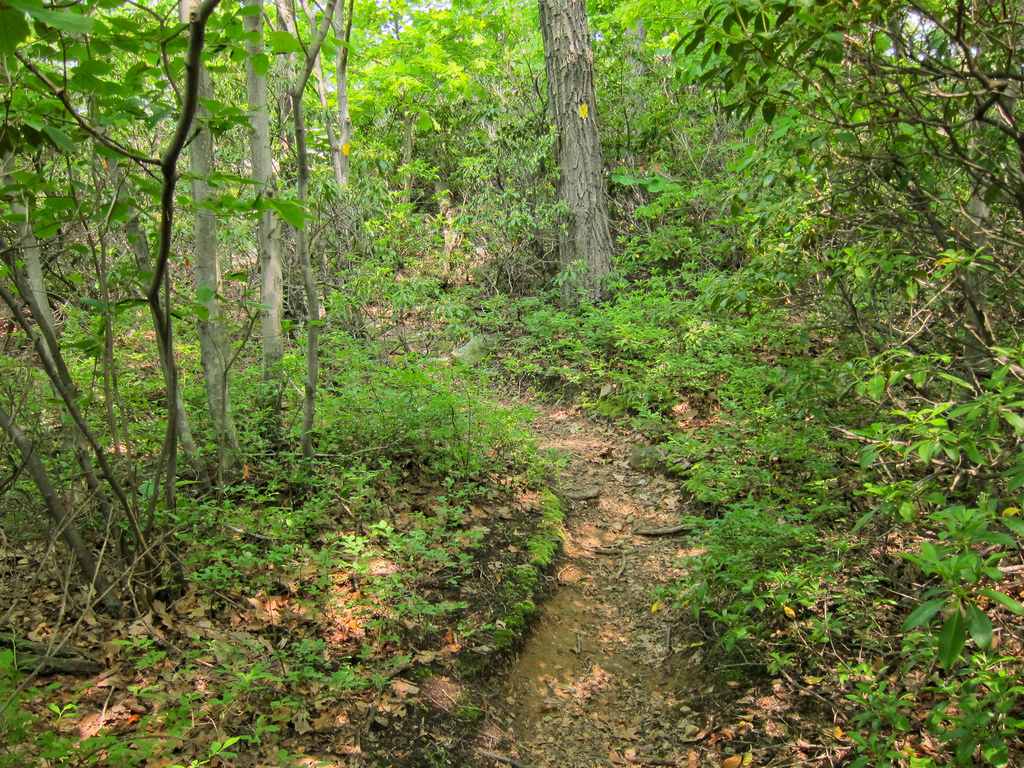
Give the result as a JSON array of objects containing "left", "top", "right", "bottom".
[
  {"left": 628, "top": 444, "right": 666, "bottom": 471},
  {"left": 452, "top": 335, "right": 497, "bottom": 366}
]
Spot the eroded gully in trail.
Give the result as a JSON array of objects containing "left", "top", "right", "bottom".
[{"left": 474, "top": 403, "right": 715, "bottom": 768}]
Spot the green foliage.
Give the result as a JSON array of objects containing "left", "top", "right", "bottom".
[
  {"left": 317, "top": 339, "right": 535, "bottom": 478},
  {"left": 528, "top": 489, "right": 564, "bottom": 568}
]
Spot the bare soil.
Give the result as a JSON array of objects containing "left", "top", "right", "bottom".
[{"left": 472, "top": 403, "right": 734, "bottom": 768}]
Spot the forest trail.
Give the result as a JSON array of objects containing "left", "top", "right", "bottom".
[{"left": 475, "top": 403, "right": 717, "bottom": 768}]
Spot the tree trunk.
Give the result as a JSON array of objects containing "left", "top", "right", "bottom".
[
  {"left": 286, "top": 0, "right": 339, "bottom": 461},
  {"left": 0, "top": 402, "right": 122, "bottom": 617},
  {"left": 120, "top": 179, "right": 212, "bottom": 494},
  {"left": 189, "top": 59, "right": 241, "bottom": 472},
  {"left": 334, "top": 0, "right": 355, "bottom": 188},
  {"left": 245, "top": 0, "right": 285, "bottom": 439},
  {"left": 538, "top": 0, "right": 613, "bottom": 303},
  {"left": 299, "top": 0, "right": 344, "bottom": 188}
]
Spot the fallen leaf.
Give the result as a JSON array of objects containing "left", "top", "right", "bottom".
[
  {"left": 292, "top": 709, "right": 311, "bottom": 735},
  {"left": 722, "top": 756, "right": 742, "bottom": 768},
  {"left": 391, "top": 680, "right": 420, "bottom": 697},
  {"left": 783, "top": 605, "right": 796, "bottom": 619}
]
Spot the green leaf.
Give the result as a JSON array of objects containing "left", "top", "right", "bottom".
[
  {"left": 0, "top": 7, "right": 30, "bottom": 54},
  {"left": 193, "top": 304, "right": 210, "bottom": 322},
  {"left": 25, "top": 6, "right": 95, "bottom": 33},
  {"left": 918, "top": 439, "right": 937, "bottom": 464},
  {"left": 981, "top": 737, "right": 1009, "bottom": 767},
  {"left": 937, "top": 607, "right": 966, "bottom": 669},
  {"left": 860, "top": 447, "right": 878, "bottom": 469},
  {"left": 267, "top": 29, "right": 301, "bottom": 54},
  {"left": 866, "top": 374, "right": 885, "bottom": 399},
  {"left": 195, "top": 285, "right": 216, "bottom": 304},
  {"left": 41, "top": 125, "right": 76, "bottom": 153},
  {"left": 902, "top": 597, "right": 947, "bottom": 631},
  {"left": 268, "top": 197, "right": 308, "bottom": 229},
  {"left": 761, "top": 101, "right": 776, "bottom": 125},
  {"left": 1001, "top": 515, "right": 1024, "bottom": 538},
  {"left": 964, "top": 603, "right": 993, "bottom": 650},
  {"left": 1003, "top": 411, "right": 1024, "bottom": 434},
  {"left": 251, "top": 52, "right": 270, "bottom": 77},
  {"left": 980, "top": 588, "right": 1024, "bottom": 615}
]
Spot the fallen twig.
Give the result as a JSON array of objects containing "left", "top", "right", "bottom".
[
  {"left": 615, "top": 552, "right": 628, "bottom": 579},
  {"left": 635, "top": 524, "right": 688, "bottom": 536},
  {"left": 563, "top": 487, "right": 601, "bottom": 501}
]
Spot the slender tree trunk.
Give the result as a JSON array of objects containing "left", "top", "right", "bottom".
[
  {"left": 244, "top": 0, "right": 285, "bottom": 439},
  {"left": 188, "top": 21, "right": 241, "bottom": 472},
  {"left": 119, "top": 177, "right": 212, "bottom": 494},
  {"left": 0, "top": 158, "right": 56, "bottom": 348},
  {"left": 402, "top": 102, "right": 414, "bottom": 205},
  {"left": 299, "top": 0, "right": 344, "bottom": 188},
  {"left": 147, "top": 0, "right": 222, "bottom": 547},
  {"left": 335, "top": 0, "right": 354, "bottom": 188},
  {"left": 538, "top": 0, "right": 613, "bottom": 303},
  {"left": 286, "top": 0, "right": 339, "bottom": 461},
  {"left": 0, "top": 402, "right": 122, "bottom": 617}
]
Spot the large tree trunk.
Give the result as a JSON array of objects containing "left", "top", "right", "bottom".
[
  {"left": 538, "top": 0, "right": 613, "bottom": 303},
  {"left": 189, "top": 59, "right": 241, "bottom": 473},
  {"left": 245, "top": 0, "right": 285, "bottom": 439}
]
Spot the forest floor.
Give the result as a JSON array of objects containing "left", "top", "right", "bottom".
[
  {"left": 3, "top": 394, "right": 848, "bottom": 768},
  {"left": 468, "top": 400, "right": 847, "bottom": 768}
]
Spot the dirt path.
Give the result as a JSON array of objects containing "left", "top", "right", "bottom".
[{"left": 474, "top": 404, "right": 721, "bottom": 768}]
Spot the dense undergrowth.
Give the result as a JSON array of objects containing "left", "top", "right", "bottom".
[
  {"left": 4, "top": 2, "right": 1024, "bottom": 766},
  {"left": 476, "top": 258, "right": 1024, "bottom": 767}
]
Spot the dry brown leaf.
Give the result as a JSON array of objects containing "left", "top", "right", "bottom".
[
  {"left": 391, "top": 680, "right": 420, "bottom": 697},
  {"left": 721, "top": 756, "right": 742, "bottom": 768},
  {"left": 292, "top": 709, "right": 311, "bottom": 735}
]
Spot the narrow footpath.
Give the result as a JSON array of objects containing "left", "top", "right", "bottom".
[{"left": 473, "top": 403, "right": 727, "bottom": 768}]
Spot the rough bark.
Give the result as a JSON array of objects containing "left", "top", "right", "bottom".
[
  {"left": 538, "top": 0, "right": 613, "bottom": 303},
  {"left": 244, "top": 0, "right": 285, "bottom": 437}
]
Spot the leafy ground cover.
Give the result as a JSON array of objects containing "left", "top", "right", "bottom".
[
  {"left": 478, "top": 271, "right": 1024, "bottom": 768},
  {"left": 0, "top": 329, "right": 565, "bottom": 767}
]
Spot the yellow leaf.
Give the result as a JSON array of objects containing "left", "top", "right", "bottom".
[
  {"left": 803, "top": 675, "right": 823, "bottom": 685},
  {"left": 833, "top": 726, "right": 846, "bottom": 740},
  {"left": 651, "top": 601, "right": 661, "bottom": 612},
  {"left": 742, "top": 754, "right": 753, "bottom": 767},
  {"left": 1002, "top": 507, "right": 1020, "bottom": 516},
  {"left": 342, "top": 143, "right": 351, "bottom": 156},
  {"left": 783, "top": 605, "right": 796, "bottom": 619},
  {"left": 579, "top": 103, "right": 588, "bottom": 119},
  {"left": 721, "top": 756, "right": 742, "bottom": 768}
]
